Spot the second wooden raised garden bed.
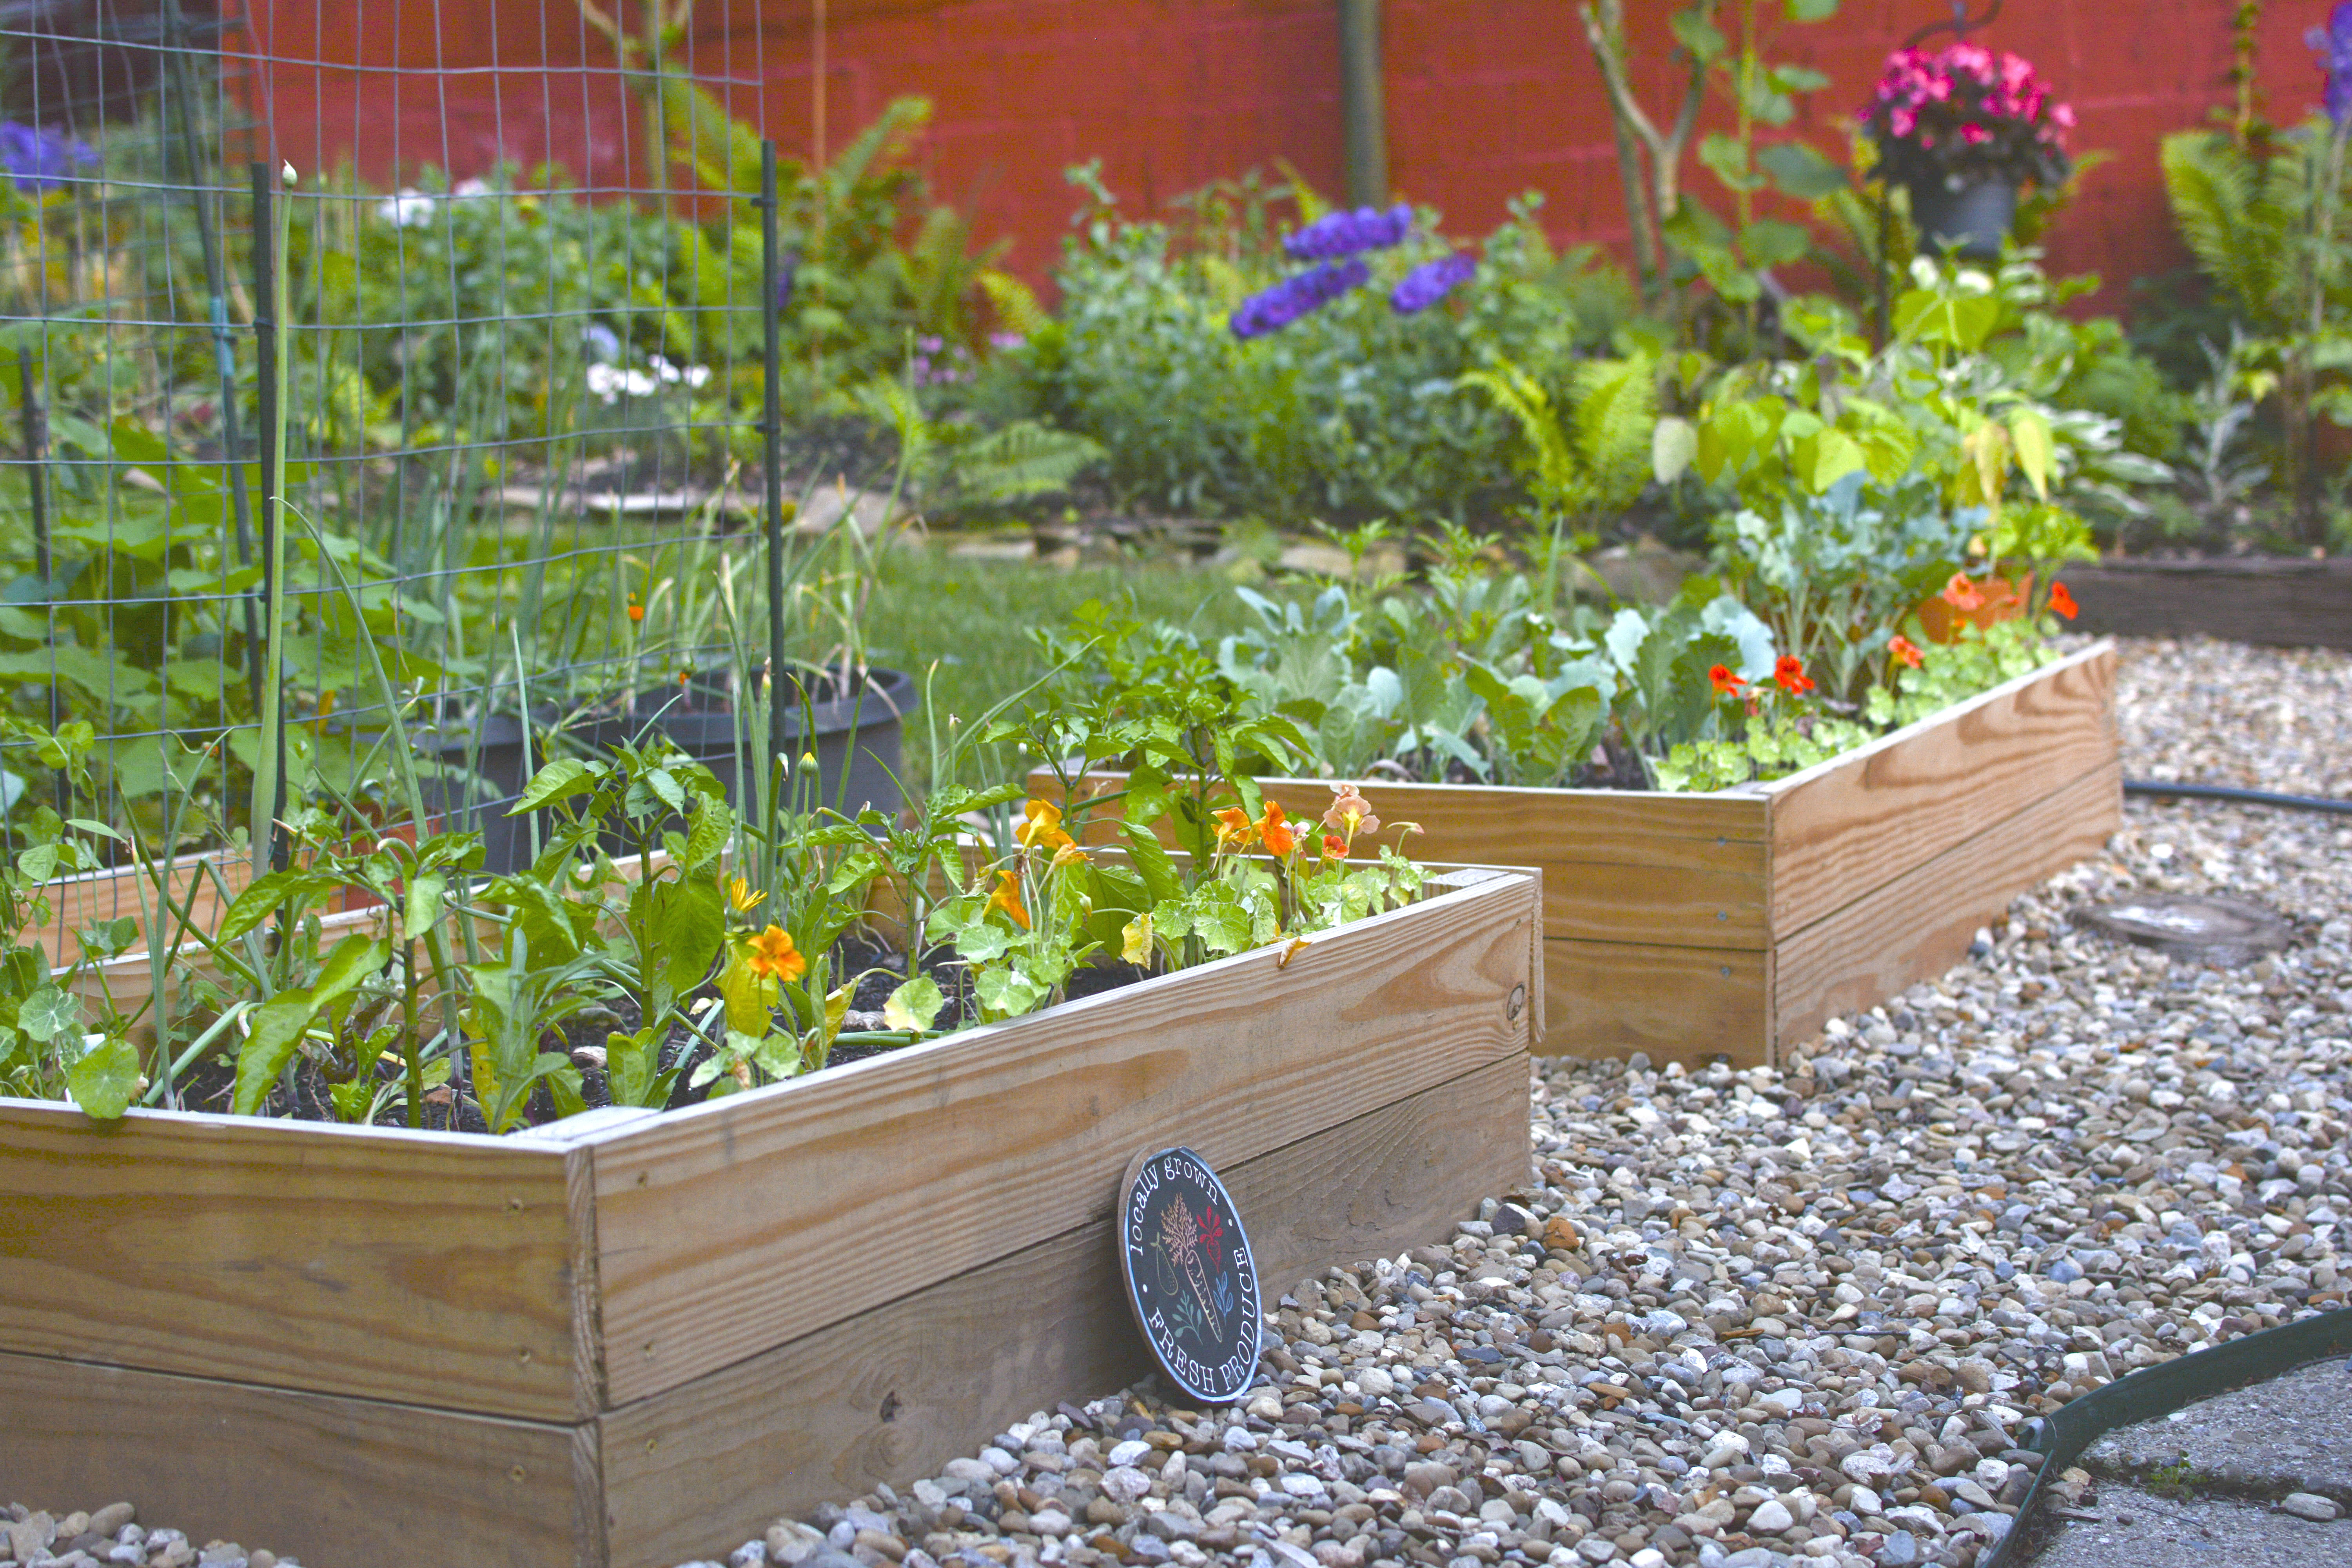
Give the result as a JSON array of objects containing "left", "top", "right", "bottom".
[
  {"left": 1039, "top": 641, "right": 2119, "bottom": 1067},
  {"left": 0, "top": 867, "right": 1540, "bottom": 1568}
]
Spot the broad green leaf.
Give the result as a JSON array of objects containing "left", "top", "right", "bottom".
[
  {"left": 646, "top": 767, "right": 687, "bottom": 815},
  {"left": 606, "top": 1025, "right": 669, "bottom": 1109},
  {"left": 883, "top": 975, "right": 946, "bottom": 1032},
  {"left": 1117, "top": 820, "right": 1185, "bottom": 904},
  {"left": 66, "top": 1035, "right": 140, "bottom": 1120},
  {"left": 1739, "top": 219, "right": 1811, "bottom": 269},
  {"left": 1785, "top": 0, "right": 1837, "bottom": 19},
  {"left": 718, "top": 955, "right": 781, "bottom": 1035},
  {"left": 231, "top": 934, "right": 391, "bottom": 1116},
  {"left": 681, "top": 796, "right": 732, "bottom": 872},
  {"left": 1697, "top": 133, "right": 1757, "bottom": 191},
  {"left": 403, "top": 872, "right": 447, "bottom": 942},
  {"left": 649, "top": 877, "right": 725, "bottom": 996},
  {"left": 18, "top": 985, "right": 78, "bottom": 1043},
  {"left": 1794, "top": 428, "right": 1869, "bottom": 494},
  {"left": 216, "top": 869, "right": 338, "bottom": 942},
  {"left": 15, "top": 843, "right": 56, "bottom": 883},
  {"left": 511, "top": 757, "right": 598, "bottom": 813},
  {"left": 1669, "top": 9, "right": 1727, "bottom": 60},
  {"left": 974, "top": 966, "right": 1042, "bottom": 1018},
  {"left": 1757, "top": 140, "right": 1847, "bottom": 200}
]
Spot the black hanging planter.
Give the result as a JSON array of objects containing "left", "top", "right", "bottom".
[
  {"left": 1907, "top": 173, "right": 2017, "bottom": 261},
  {"left": 583, "top": 664, "right": 920, "bottom": 825}
]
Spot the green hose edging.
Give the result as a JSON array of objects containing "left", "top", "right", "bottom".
[{"left": 1983, "top": 1304, "right": 2352, "bottom": 1567}]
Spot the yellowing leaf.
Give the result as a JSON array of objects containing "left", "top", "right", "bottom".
[
  {"left": 883, "top": 975, "right": 946, "bottom": 1032},
  {"left": 1121, "top": 913, "right": 1155, "bottom": 965},
  {"left": 717, "top": 945, "right": 781, "bottom": 1034},
  {"left": 2009, "top": 408, "right": 2054, "bottom": 500}
]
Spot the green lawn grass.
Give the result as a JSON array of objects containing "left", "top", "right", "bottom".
[{"left": 855, "top": 545, "right": 1277, "bottom": 788}]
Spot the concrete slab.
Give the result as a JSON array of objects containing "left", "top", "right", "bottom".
[
  {"left": 2080, "top": 1356, "right": 2352, "bottom": 1500},
  {"left": 2029, "top": 1483, "right": 2346, "bottom": 1568}
]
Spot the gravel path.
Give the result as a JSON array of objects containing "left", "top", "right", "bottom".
[
  {"left": 13, "top": 639, "right": 2347, "bottom": 1568},
  {"left": 645, "top": 639, "right": 2349, "bottom": 1568}
]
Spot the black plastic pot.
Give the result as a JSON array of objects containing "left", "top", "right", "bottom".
[
  {"left": 1907, "top": 173, "right": 2016, "bottom": 261},
  {"left": 416, "top": 714, "right": 546, "bottom": 876},
  {"left": 583, "top": 664, "right": 920, "bottom": 824}
]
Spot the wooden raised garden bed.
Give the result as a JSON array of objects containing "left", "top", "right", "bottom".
[
  {"left": 2063, "top": 555, "right": 2352, "bottom": 652},
  {"left": 0, "top": 868, "right": 1540, "bottom": 1568},
  {"left": 1038, "top": 641, "right": 2119, "bottom": 1068}
]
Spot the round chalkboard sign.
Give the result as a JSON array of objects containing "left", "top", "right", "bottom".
[{"left": 1118, "top": 1146, "right": 1263, "bottom": 1404}]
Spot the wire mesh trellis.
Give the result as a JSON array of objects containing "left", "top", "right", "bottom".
[{"left": 0, "top": 0, "right": 832, "bottom": 942}]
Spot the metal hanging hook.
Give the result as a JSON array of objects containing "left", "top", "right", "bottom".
[{"left": 1904, "top": 0, "right": 2005, "bottom": 51}]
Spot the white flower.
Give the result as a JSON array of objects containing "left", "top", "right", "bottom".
[
  {"left": 683, "top": 363, "right": 712, "bottom": 388},
  {"left": 452, "top": 177, "right": 490, "bottom": 199},
  {"left": 376, "top": 188, "right": 434, "bottom": 228},
  {"left": 584, "top": 363, "right": 658, "bottom": 406}
]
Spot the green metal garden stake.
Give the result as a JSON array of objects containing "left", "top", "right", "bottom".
[
  {"left": 248, "top": 161, "right": 292, "bottom": 877},
  {"left": 761, "top": 139, "right": 788, "bottom": 838}
]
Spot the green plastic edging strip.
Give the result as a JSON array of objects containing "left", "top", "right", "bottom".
[{"left": 1985, "top": 1304, "right": 2352, "bottom": 1567}]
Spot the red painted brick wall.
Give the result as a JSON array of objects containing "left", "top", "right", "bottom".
[{"left": 243, "top": 0, "right": 2336, "bottom": 303}]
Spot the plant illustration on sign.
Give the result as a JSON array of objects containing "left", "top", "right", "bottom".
[{"left": 1159, "top": 1193, "right": 1224, "bottom": 1338}]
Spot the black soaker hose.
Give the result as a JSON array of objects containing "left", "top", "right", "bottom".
[{"left": 2124, "top": 780, "right": 2352, "bottom": 817}]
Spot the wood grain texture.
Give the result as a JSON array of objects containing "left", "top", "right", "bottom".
[
  {"left": 1538, "top": 936, "right": 1770, "bottom": 1067},
  {"left": 584, "top": 874, "right": 1539, "bottom": 1406},
  {"left": 0, "top": 1348, "right": 596, "bottom": 1568},
  {"left": 1771, "top": 759, "right": 2122, "bottom": 1051},
  {"left": 1029, "top": 768, "right": 1769, "bottom": 950},
  {"left": 597, "top": 1054, "right": 1532, "bottom": 1567},
  {"left": 1762, "top": 644, "right": 2118, "bottom": 937},
  {"left": 31, "top": 850, "right": 251, "bottom": 969},
  {"left": 0, "top": 1102, "right": 584, "bottom": 1421},
  {"left": 2063, "top": 556, "right": 2352, "bottom": 652}
]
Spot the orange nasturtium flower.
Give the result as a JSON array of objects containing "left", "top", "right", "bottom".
[
  {"left": 725, "top": 875, "right": 766, "bottom": 913},
  {"left": 1888, "top": 634, "right": 1925, "bottom": 670},
  {"left": 1773, "top": 655, "right": 1815, "bottom": 696},
  {"left": 1708, "top": 663, "right": 1747, "bottom": 697},
  {"left": 1323, "top": 784, "right": 1379, "bottom": 837},
  {"left": 1212, "top": 806, "right": 1258, "bottom": 851},
  {"left": 1016, "top": 798, "right": 1074, "bottom": 852},
  {"left": 1321, "top": 833, "right": 1350, "bottom": 861},
  {"left": 627, "top": 595, "right": 646, "bottom": 624},
  {"left": 1941, "top": 572, "right": 1986, "bottom": 612},
  {"left": 2049, "top": 581, "right": 2078, "bottom": 620},
  {"left": 1258, "top": 800, "right": 1296, "bottom": 858},
  {"left": 986, "top": 870, "right": 1031, "bottom": 930},
  {"left": 744, "top": 924, "right": 806, "bottom": 982}
]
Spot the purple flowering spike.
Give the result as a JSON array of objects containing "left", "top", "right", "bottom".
[
  {"left": 1230, "top": 258, "right": 1370, "bottom": 339},
  {"left": 1282, "top": 201, "right": 1414, "bottom": 261},
  {"left": 0, "top": 121, "right": 96, "bottom": 192},
  {"left": 2313, "top": 1, "right": 2352, "bottom": 124},
  {"left": 774, "top": 248, "right": 800, "bottom": 313},
  {"left": 1390, "top": 253, "right": 1475, "bottom": 315}
]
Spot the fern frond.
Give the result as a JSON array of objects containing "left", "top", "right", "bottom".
[
  {"left": 1569, "top": 354, "right": 1658, "bottom": 515},
  {"left": 1461, "top": 359, "right": 1577, "bottom": 503},
  {"left": 2161, "top": 129, "right": 2291, "bottom": 326},
  {"left": 952, "top": 421, "right": 1106, "bottom": 503}
]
